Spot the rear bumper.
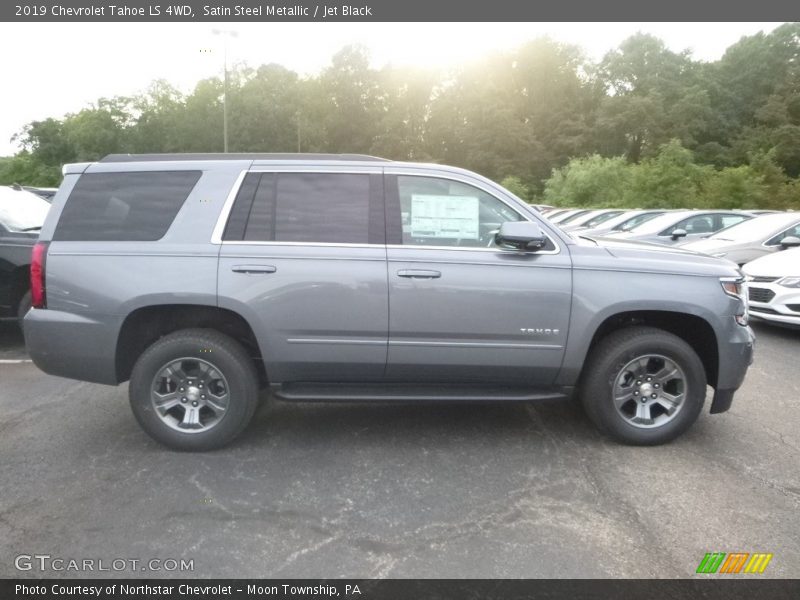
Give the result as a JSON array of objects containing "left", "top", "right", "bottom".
[{"left": 24, "top": 308, "right": 121, "bottom": 385}]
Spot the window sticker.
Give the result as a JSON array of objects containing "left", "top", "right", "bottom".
[{"left": 410, "top": 194, "right": 480, "bottom": 239}]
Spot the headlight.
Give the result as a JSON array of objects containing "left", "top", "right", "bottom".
[
  {"left": 720, "top": 277, "right": 748, "bottom": 326},
  {"left": 720, "top": 278, "right": 744, "bottom": 299},
  {"left": 777, "top": 276, "right": 800, "bottom": 288}
]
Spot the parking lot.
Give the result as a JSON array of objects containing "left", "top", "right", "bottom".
[{"left": 0, "top": 320, "right": 798, "bottom": 579}]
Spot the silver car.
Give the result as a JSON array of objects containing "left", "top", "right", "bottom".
[
  {"left": 681, "top": 212, "right": 800, "bottom": 265},
  {"left": 25, "top": 154, "right": 754, "bottom": 450},
  {"left": 604, "top": 210, "right": 753, "bottom": 245}
]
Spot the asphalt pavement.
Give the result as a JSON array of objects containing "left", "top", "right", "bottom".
[{"left": 0, "top": 320, "right": 798, "bottom": 578}]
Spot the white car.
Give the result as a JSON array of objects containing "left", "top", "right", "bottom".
[{"left": 742, "top": 247, "right": 800, "bottom": 327}]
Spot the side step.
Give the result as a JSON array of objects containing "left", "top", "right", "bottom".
[{"left": 273, "top": 382, "right": 571, "bottom": 403}]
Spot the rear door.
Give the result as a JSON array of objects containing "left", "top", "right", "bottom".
[
  {"left": 217, "top": 166, "right": 388, "bottom": 382},
  {"left": 384, "top": 170, "right": 572, "bottom": 386}
]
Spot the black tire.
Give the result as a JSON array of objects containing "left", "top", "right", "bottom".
[
  {"left": 129, "top": 329, "right": 259, "bottom": 451},
  {"left": 580, "top": 326, "right": 707, "bottom": 445},
  {"left": 16, "top": 291, "right": 31, "bottom": 327}
]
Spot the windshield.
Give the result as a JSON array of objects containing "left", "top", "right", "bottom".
[
  {"left": 622, "top": 211, "right": 696, "bottom": 235},
  {"left": 0, "top": 187, "right": 51, "bottom": 232},
  {"left": 708, "top": 213, "right": 800, "bottom": 242},
  {"left": 583, "top": 210, "right": 623, "bottom": 228},
  {"left": 614, "top": 211, "right": 665, "bottom": 231},
  {"left": 557, "top": 209, "right": 592, "bottom": 224},
  {"left": 548, "top": 210, "right": 581, "bottom": 223}
]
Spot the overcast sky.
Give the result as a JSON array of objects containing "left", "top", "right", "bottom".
[{"left": 0, "top": 22, "right": 782, "bottom": 156}]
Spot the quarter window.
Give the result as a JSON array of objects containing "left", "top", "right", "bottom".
[{"left": 54, "top": 171, "right": 201, "bottom": 241}]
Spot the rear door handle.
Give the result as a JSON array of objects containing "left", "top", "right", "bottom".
[
  {"left": 231, "top": 265, "right": 277, "bottom": 274},
  {"left": 397, "top": 269, "right": 441, "bottom": 279}
]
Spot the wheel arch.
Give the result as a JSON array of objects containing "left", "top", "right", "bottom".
[
  {"left": 115, "top": 304, "right": 267, "bottom": 386},
  {"left": 579, "top": 310, "right": 719, "bottom": 389}
]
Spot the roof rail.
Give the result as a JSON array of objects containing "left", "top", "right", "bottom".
[{"left": 100, "top": 153, "right": 391, "bottom": 163}]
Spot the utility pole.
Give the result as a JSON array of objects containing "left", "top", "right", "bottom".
[{"left": 212, "top": 29, "right": 238, "bottom": 153}]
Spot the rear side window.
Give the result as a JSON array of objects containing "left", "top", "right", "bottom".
[
  {"left": 54, "top": 171, "right": 201, "bottom": 241},
  {"left": 223, "top": 172, "right": 380, "bottom": 244}
]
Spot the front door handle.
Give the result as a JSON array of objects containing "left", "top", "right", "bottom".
[
  {"left": 231, "top": 265, "right": 277, "bottom": 274},
  {"left": 397, "top": 269, "right": 441, "bottom": 279}
]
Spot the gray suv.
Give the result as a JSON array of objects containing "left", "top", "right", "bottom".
[{"left": 25, "top": 154, "right": 754, "bottom": 451}]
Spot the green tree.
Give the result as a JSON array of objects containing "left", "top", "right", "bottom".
[
  {"left": 318, "top": 45, "right": 381, "bottom": 153},
  {"left": 371, "top": 65, "right": 436, "bottom": 161},
  {"left": 698, "top": 165, "right": 766, "bottom": 209},
  {"left": 542, "top": 155, "right": 631, "bottom": 207},
  {"left": 624, "top": 140, "right": 710, "bottom": 208},
  {"left": 230, "top": 64, "right": 301, "bottom": 152},
  {"left": 594, "top": 34, "right": 709, "bottom": 162},
  {"left": 500, "top": 176, "right": 533, "bottom": 202}
]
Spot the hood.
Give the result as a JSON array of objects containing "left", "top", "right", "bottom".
[
  {"left": 680, "top": 238, "right": 743, "bottom": 254},
  {"left": 573, "top": 235, "right": 741, "bottom": 278},
  {"left": 742, "top": 247, "right": 800, "bottom": 278}
]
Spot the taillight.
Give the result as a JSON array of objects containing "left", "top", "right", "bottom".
[{"left": 30, "top": 241, "right": 49, "bottom": 309}]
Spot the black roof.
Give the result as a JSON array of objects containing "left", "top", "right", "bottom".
[{"left": 100, "top": 153, "right": 390, "bottom": 163}]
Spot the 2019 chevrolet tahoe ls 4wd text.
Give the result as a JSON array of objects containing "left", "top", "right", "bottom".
[{"left": 24, "top": 154, "right": 755, "bottom": 451}]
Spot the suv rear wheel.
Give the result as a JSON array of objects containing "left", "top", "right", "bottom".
[
  {"left": 129, "top": 329, "right": 259, "bottom": 451},
  {"left": 580, "top": 326, "right": 707, "bottom": 445}
]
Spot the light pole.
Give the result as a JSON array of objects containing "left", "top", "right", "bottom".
[{"left": 212, "top": 28, "right": 238, "bottom": 153}]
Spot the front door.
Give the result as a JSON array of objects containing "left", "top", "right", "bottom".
[{"left": 384, "top": 172, "right": 572, "bottom": 386}]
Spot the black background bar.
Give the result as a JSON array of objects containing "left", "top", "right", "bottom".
[
  {"left": 2, "top": 0, "right": 800, "bottom": 22},
  {"left": 3, "top": 579, "right": 800, "bottom": 600}
]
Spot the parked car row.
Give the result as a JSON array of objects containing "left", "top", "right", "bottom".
[{"left": 541, "top": 206, "right": 800, "bottom": 328}]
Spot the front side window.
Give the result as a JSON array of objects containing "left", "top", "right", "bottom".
[
  {"left": 223, "top": 172, "right": 377, "bottom": 244},
  {"left": 395, "top": 176, "right": 524, "bottom": 248},
  {"left": 663, "top": 215, "right": 715, "bottom": 236},
  {"left": 766, "top": 223, "right": 800, "bottom": 246}
]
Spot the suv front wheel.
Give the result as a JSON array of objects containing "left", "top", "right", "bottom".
[
  {"left": 129, "top": 329, "right": 259, "bottom": 451},
  {"left": 580, "top": 326, "right": 707, "bottom": 445}
]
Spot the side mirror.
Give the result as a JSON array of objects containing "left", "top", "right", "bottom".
[
  {"left": 495, "top": 221, "right": 548, "bottom": 251},
  {"left": 671, "top": 228, "right": 688, "bottom": 240},
  {"left": 779, "top": 236, "right": 800, "bottom": 249}
]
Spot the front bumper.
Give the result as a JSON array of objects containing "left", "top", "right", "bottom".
[
  {"left": 710, "top": 320, "right": 755, "bottom": 414},
  {"left": 748, "top": 283, "right": 800, "bottom": 327}
]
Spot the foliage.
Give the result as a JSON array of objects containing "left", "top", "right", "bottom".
[
  {"left": 4, "top": 25, "right": 800, "bottom": 209},
  {"left": 500, "top": 176, "right": 533, "bottom": 202},
  {"left": 542, "top": 155, "right": 631, "bottom": 207}
]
